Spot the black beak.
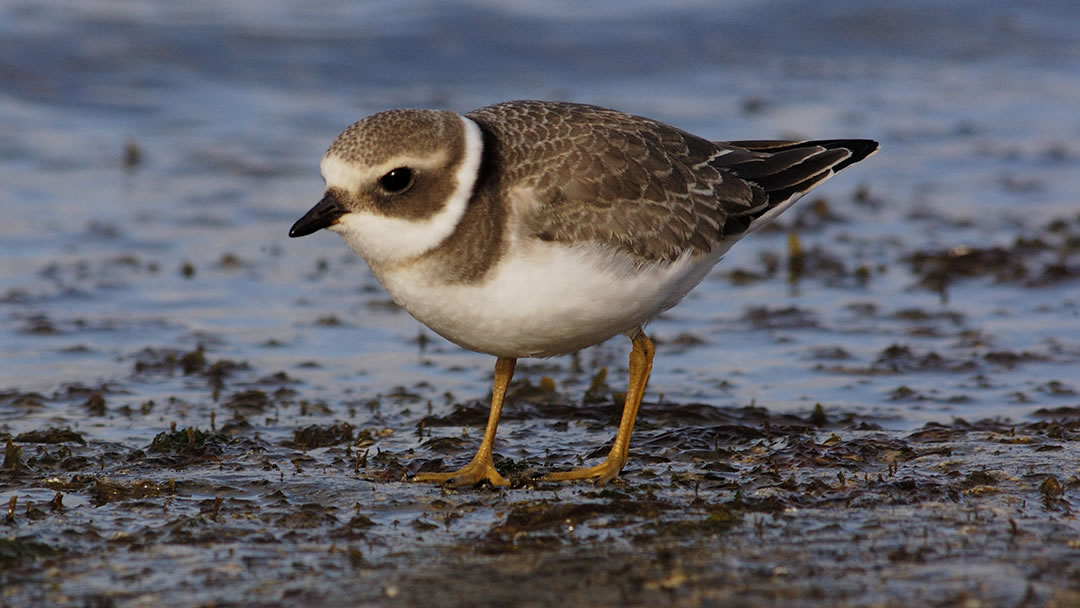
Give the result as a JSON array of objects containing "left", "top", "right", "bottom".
[{"left": 289, "top": 192, "right": 346, "bottom": 238}]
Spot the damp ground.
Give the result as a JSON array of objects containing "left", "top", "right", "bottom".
[
  {"left": 3, "top": 372, "right": 1080, "bottom": 607},
  {"left": 3, "top": 1, "right": 1080, "bottom": 607}
]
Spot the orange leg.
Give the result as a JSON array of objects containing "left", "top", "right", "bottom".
[
  {"left": 413, "top": 356, "right": 516, "bottom": 487},
  {"left": 543, "top": 330, "right": 654, "bottom": 485}
]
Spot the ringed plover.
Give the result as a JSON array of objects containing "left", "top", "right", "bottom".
[{"left": 290, "top": 100, "right": 878, "bottom": 487}]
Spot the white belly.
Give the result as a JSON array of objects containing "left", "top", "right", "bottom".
[{"left": 373, "top": 241, "right": 717, "bottom": 358}]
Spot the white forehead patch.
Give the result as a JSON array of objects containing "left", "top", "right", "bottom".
[{"left": 327, "top": 115, "right": 485, "bottom": 265}]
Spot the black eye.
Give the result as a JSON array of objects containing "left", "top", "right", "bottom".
[{"left": 379, "top": 167, "right": 414, "bottom": 193}]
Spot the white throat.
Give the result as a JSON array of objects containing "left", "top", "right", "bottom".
[{"left": 326, "top": 115, "right": 485, "bottom": 266}]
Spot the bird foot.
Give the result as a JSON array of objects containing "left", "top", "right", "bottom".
[
  {"left": 413, "top": 458, "right": 510, "bottom": 488},
  {"left": 541, "top": 457, "right": 625, "bottom": 485}
]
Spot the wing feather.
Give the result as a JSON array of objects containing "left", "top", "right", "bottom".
[{"left": 467, "top": 101, "right": 878, "bottom": 266}]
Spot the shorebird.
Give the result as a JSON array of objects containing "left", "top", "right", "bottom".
[{"left": 290, "top": 100, "right": 878, "bottom": 487}]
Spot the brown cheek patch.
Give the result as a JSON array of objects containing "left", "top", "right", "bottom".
[
  {"left": 372, "top": 165, "right": 460, "bottom": 221},
  {"left": 371, "top": 117, "right": 467, "bottom": 221}
]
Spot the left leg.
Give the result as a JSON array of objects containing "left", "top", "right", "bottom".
[
  {"left": 542, "top": 330, "right": 654, "bottom": 484},
  {"left": 413, "top": 356, "right": 517, "bottom": 487}
]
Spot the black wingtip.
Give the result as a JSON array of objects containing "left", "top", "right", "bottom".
[
  {"left": 827, "top": 139, "right": 879, "bottom": 171},
  {"left": 726, "top": 138, "right": 879, "bottom": 172}
]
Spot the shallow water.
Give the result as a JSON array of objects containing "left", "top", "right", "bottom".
[{"left": 3, "top": 1, "right": 1080, "bottom": 606}]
